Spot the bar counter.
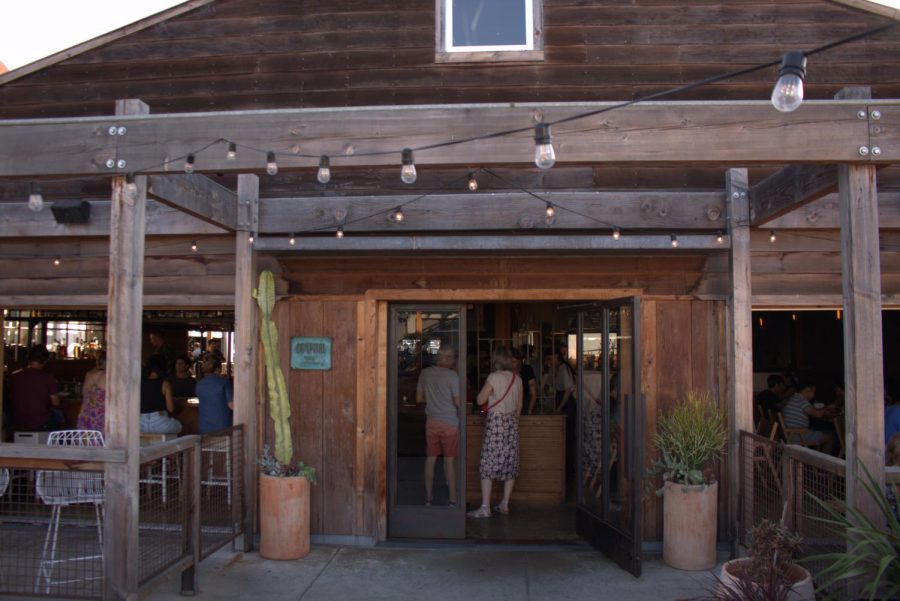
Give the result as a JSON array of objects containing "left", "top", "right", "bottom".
[{"left": 465, "top": 413, "right": 565, "bottom": 505}]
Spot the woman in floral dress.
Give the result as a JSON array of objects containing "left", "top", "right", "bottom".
[
  {"left": 468, "top": 347, "right": 522, "bottom": 518},
  {"left": 77, "top": 351, "right": 107, "bottom": 434}
]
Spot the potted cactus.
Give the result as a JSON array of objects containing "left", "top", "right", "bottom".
[{"left": 254, "top": 270, "right": 316, "bottom": 560}]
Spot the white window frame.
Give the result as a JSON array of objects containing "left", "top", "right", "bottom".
[{"left": 436, "top": 0, "right": 544, "bottom": 63}]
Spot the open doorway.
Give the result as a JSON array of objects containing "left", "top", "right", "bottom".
[{"left": 387, "top": 299, "right": 643, "bottom": 567}]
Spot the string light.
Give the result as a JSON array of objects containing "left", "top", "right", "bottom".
[
  {"left": 184, "top": 154, "right": 195, "bottom": 174},
  {"left": 670, "top": 234, "right": 679, "bottom": 248},
  {"left": 53, "top": 256, "right": 60, "bottom": 266},
  {"left": 467, "top": 174, "right": 478, "bottom": 191},
  {"left": 226, "top": 142, "right": 237, "bottom": 161},
  {"left": 792, "top": 313, "right": 797, "bottom": 321},
  {"left": 612, "top": 228, "right": 621, "bottom": 241},
  {"left": 266, "top": 152, "right": 278, "bottom": 176},
  {"left": 400, "top": 149, "right": 417, "bottom": 184},
  {"left": 27, "top": 183, "right": 44, "bottom": 212},
  {"left": 317, "top": 155, "right": 331, "bottom": 184},
  {"left": 248, "top": 231, "right": 255, "bottom": 244},
  {"left": 771, "top": 51, "right": 807, "bottom": 113},
  {"left": 545, "top": 202, "right": 555, "bottom": 218},
  {"left": 769, "top": 230, "right": 777, "bottom": 243},
  {"left": 533, "top": 123, "right": 555, "bottom": 169},
  {"left": 389, "top": 206, "right": 405, "bottom": 223},
  {"left": 336, "top": 226, "right": 344, "bottom": 239},
  {"left": 836, "top": 309, "right": 842, "bottom": 320},
  {"left": 190, "top": 240, "right": 198, "bottom": 252},
  {"left": 289, "top": 233, "right": 296, "bottom": 246},
  {"left": 716, "top": 231, "right": 724, "bottom": 244}
]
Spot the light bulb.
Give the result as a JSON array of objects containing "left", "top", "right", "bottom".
[
  {"left": 400, "top": 149, "right": 417, "bottom": 184},
  {"left": 226, "top": 142, "right": 237, "bottom": 161},
  {"left": 716, "top": 231, "right": 724, "bottom": 244},
  {"left": 27, "top": 183, "right": 44, "bottom": 212},
  {"left": 670, "top": 234, "right": 679, "bottom": 248},
  {"left": 184, "top": 154, "right": 195, "bottom": 174},
  {"left": 53, "top": 256, "right": 60, "bottom": 266},
  {"left": 612, "top": 228, "right": 621, "bottom": 241},
  {"left": 289, "top": 233, "right": 296, "bottom": 246},
  {"left": 336, "top": 227, "right": 344, "bottom": 239},
  {"left": 534, "top": 123, "right": 556, "bottom": 169},
  {"left": 769, "top": 230, "right": 777, "bottom": 243},
  {"left": 248, "top": 232, "right": 255, "bottom": 244},
  {"left": 467, "top": 175, "right": 478, "bottom": 191},
  {"left": 191, "top": 240, "right": 198, "bottom": 252},
  {"left": 545, "top": 203, "right": 555, "bottom": 218},
  {"left": 317, "top": 155, "right": 331, "bottom": 184},
  {"left": 266, "top": 152, "right": 278, "bottom": 176},
  {"left": 771, "top": 51, "right": 806, "bottom": 113},
  {"left": 392, "top": 207, "right": 405, "bottom": 222}
]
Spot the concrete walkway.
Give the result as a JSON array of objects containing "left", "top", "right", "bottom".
[{"left": 145, "top": 544, "right": 720, "bottom": 601}]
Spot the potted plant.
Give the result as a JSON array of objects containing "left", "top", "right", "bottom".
[
  {"left": 651, "top": 390, "right": 727, "bottom": 570},
  {"left": 805, "top": 466, "right": 900, "bottom": 601},
  {"left": 254, "top": 270, "right": 316, "bottom": 560},
  {"left": 714, "top": 520, "right": 814, "bottom": 601}
]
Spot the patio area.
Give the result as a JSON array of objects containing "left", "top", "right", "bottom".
[{"left": 144, "top": 544, "right": 720, "bottom": 601}]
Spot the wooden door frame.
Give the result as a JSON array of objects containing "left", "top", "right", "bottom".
[{"left": 362, "top": 288, "right": 641, "bottom": 540}]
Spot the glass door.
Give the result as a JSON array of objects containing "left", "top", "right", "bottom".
[
  {"left": 575, "top": 297, "right": 643, "bottom": 576},
  {"left": 388, "top": 305, "right": 466, "bottom": 539}
]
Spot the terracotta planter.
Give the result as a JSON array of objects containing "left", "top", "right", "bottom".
[
  {"left": 259, "top": 473, "right": 311, "bottom": 560},
  {"left": 720, "top": 558, "right": 815, "bottom": 601},
  {"left": 662, "top": 480, "right": 718, "bottom": 570}
]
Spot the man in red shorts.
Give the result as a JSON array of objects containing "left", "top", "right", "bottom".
[{"left": 416, "top": 345, "right": 460, "bottom": 506}]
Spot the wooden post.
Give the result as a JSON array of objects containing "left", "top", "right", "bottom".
[
  {"left": 0, "top": 307, "right": 5, "bottom": 438},
  {"left": 104, "top": 99, "right": 148, "bottom": 601},
  {"left": 726, "top": 168, "right": 753, "bottom": 552},
  {"left": 839, "top": 163, "right": 885, "bottom": 520},
  {"left": 233, "top": 174, "right": 258, "bottom": 551},
  {"left": 180, "top": 443, "right": 201, "bottom": 594}
]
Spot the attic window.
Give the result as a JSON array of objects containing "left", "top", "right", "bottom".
[{"left": 436, "top": 0, "right": 544, "bottom": 63}]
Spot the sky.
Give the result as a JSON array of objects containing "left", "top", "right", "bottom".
[{"left": 1, "top": 0, "right": 899, "bottom": 72}]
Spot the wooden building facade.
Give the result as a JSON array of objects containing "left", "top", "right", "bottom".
[{"left": 0, "top": 0, "right": 898, "bottom": 589}]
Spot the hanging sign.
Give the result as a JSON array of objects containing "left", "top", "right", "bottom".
[{"left": 290, "top": 336, "right": 332, "bottom": 370}]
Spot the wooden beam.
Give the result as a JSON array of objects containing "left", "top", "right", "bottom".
[
  {"left": 840, "top": 164, "right": 885, "bottom": 530},
  {"left": 725, "top": 168, "right": 753, "bottom": 552},
  {"left": 0, "top": 295, "right": 234, "bottom": 308},
  {"left": 259, "top": 191, "right": 726, "bottom": 232},
  {"left": 254, "top": 233, "right": 728, "bottom": 253},
  {"left": 147, "top": 174, "right": 238, "bottom": 231},
  {"left": 233, "top": 174, "right": 259, "bottom": 552},
  {"left": 0, "top": 199, "right": 227, "bottom": 237},
  {"left": 0, "top": 101, "right": 887, "bottom": 178},
  {"left": 104, "top": 98, "right": 147, "bottom": 601},
  {"left": 749, "top": 165, "right": 837, "bottom": 226},
  {"left": 764, "top": 191, "right": 900, "bottom": 229}
]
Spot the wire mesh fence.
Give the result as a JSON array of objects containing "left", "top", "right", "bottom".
[
  {"left": 0, "top": 426, "right": 243, "bottom": 600},
  {"left": 0, "top": 464, "right": 104, "bottom": 600}
]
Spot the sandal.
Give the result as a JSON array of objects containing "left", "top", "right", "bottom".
[
  {"left": 466, "top": 505, "right": 491, "bottom": 519},
  {"left": 493, "top": 503, "right": 509, "bottom": 515}
]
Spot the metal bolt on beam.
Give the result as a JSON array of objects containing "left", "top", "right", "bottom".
[{"left": 859, "top": 146, "right": 870, "bottom": 156}]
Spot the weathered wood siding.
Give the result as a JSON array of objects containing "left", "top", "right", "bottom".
[{"left": 0, "top": 0, "right": 895, "bottom": 118}]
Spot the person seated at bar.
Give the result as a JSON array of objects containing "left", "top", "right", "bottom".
[
  {"left": 781, "top": 381, "right": 838, "bottom": 454},
  {"left": 168, "top": 354, "right": 197, "bottom": 404},
  {"left": 756, "top": 373, "right": 786, "bottom": 422},
  {"left": 77, "top": 351, "right": 107, "bottom": 434},
  {"left": 9, "top": 345, "right": 63, "bottom": 431},
  {"left": 140, "top": 354, "right": 182, "bottom": 434},
  {"left": 196, "top": 353, "right": 233, "bottom": 434}
]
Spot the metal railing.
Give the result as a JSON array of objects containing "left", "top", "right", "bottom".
[{"left": 0, "top": 425, "right": 243, "bottom": 600}]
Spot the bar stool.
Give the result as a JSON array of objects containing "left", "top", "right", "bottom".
[
  {"left": 139, "top": 433, "right": 179, "bottom": 503},
  {"left": 34, "top": 430, "right": 105, "bottom": 594}
]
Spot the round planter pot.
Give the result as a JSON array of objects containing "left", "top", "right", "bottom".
[
  {"left": 720, "top": 558, "right": 815, "bottom": 601},
  {"left": 662, "top": 480, "right": 718, "bottom": 570},
  {"left": 259, "top": 473, "right": 311, "bottom": 560}
]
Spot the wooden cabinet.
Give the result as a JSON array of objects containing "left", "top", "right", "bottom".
[{"left": 465, "top": 414, "right": 565, "bottom": 505}]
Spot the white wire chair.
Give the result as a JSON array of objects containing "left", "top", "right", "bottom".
[{"left": 34, "top": 430, "right": 105, "bottom": 594}]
